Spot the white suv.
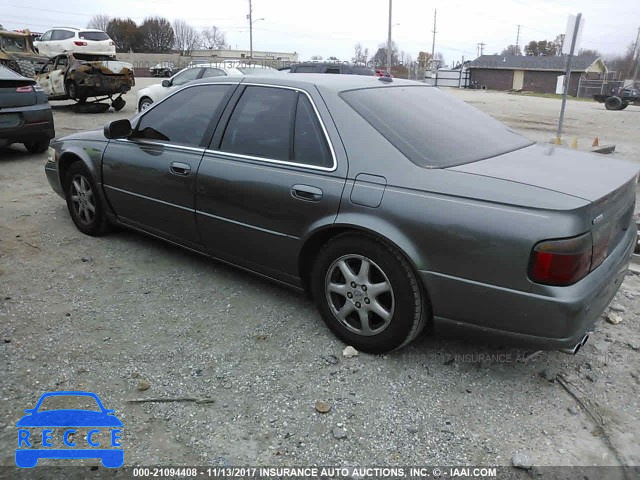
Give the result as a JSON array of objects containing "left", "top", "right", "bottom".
[{"left": 34, "top": 28, "right": 116, "bottom": 57}]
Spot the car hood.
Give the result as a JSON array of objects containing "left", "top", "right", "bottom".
[
  {"left": 16, "top": 410, "right": 122, "bottom": 427},
  {"left": 449, "top": 143, "right": 640, "bottom": 202}
]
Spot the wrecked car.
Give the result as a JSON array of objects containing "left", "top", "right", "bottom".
[
  {"left": 0, "top": 29, "right": 48, "bottom": 77},
  {"left": 35, "top": 53, "right": 135, "bottom": 111}
]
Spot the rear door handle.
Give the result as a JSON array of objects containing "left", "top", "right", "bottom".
[
  {"left": 170, "top": 162, "right": 191, "bottom": 176},
  {"left": 291, "top": 185, "right": 323, "bottom": 202}
]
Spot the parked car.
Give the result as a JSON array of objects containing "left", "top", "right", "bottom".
[
  {"left": 45, "top": 75, "right": 638, "bottom": 354},
  {"left": 0, "top": 64, "right": 54, "bottom": 153},
  {"left": 35, "top": 53, "right": 134, "bottom": 110},
  {"left": 34, "top": 28, "right": 115, "bottom": 57},
  {"left": 0, "top": 29, "right": 48, "bottom": 77},
  {"left": 136, "top": 63, "right": 243, "bottom": 111},
  {"left": 150, "top": 62, "right": 178, "bottom": 77},
  {"left": 288, "top": 62, "right": 374, "bottom": 75}
]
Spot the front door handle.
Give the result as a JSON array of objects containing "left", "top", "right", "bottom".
[
  {"left": 170, "top": 162, "right": 191, "bottom": 176},
  {"left": 291, "top": 184, "right": 323, "bottom": 202}
]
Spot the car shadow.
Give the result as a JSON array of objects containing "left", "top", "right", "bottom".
[
  {"left": 0, "top": 144, "right": 35, "bottom": 162},
  {"left": 103, "top": 224, "right": 565, "bottom": 370}
]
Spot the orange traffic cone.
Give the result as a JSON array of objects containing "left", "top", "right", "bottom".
[
  {"left": 592, "top": 137, "right": 599, "bottom": 147},
  {"left": 571, "top": 137, "right": 578, "bottom": 149}
]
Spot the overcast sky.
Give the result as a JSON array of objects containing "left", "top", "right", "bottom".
[{"left": 1, "top": 0, "right": 638, "bottom": 63}]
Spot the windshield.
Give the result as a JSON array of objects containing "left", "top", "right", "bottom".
[
  {"left": 79, "top": 31, "right": 110, "bottom": 41},
  {"left": 37, "top": 395, "right": 101, "bottom": 412},
  {"left": 340, "top": 85, "right": 533, "bottom": 168},
  {"left": 1, "top": 36, "right": 26, "bottom": 52}
]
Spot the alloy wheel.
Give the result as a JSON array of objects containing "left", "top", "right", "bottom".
[
  {"left": 325, "top": 254, "right": 395, "bottom": 336},
  {"left": 70, "top": 174, "right": 96, "bottom": 225}
]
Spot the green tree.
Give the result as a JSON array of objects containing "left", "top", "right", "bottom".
[
  {"left": 139, "top": 17, "right": 174, "bottom": 53},
  {"left": 106, "top": 18, "right": 141, "bottom": 52}
]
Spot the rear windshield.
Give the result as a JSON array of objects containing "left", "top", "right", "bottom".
[
  {"left": 79, "top": 31, "right": 110, "bottom": 41},
  {"left": 340, "top": 85, "right": 533, "bottom": 168}
]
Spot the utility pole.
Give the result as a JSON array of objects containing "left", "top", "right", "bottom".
[
  {"left": 631, "top": 26, "right": 640, "bottom": 80},
  {"left": 387, "top": 0, "right": 393, "bottom": 74},
  {"left": 431, "top": 9, "right": 437, "bottom": 60},
  {"left": 248, "top": 0, "right": 253, "bottom": 59},
  {"left": 556, "top": 13, "right": 582, "bottom": 144},
  {"left": 476, "top": 42, "right": 485, "bottom": 57},
  {"left": 516, "top": 25, "right": 521, "bottom": 49}
]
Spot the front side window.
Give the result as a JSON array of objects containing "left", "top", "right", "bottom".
[
  {"left": 39, "top": 31, "right": 52, "bottom": 42},
  {"left": 220, "top": 86, "right": 297, "bottom": 161},
  {"left": 171, "top": 67, "right": 202, "bottom": 86},
  {"left": 134, "top": 85, "right": 231, "bottom": 147}
]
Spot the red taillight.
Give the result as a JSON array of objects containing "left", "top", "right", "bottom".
[
  {"left": 529, "top": 233, "right": 592, "bottom": 286},
  {"left": 74, "top": 41, "right": 88, "bottom": 46},
  {"left": 16, "top": 85, "right": 33, "bottom": 93}
]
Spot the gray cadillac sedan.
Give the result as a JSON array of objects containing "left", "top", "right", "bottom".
[{"left": 44, "top": 74, "right": 639, "bottom": 354}]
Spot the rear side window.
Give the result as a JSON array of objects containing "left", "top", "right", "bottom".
[
  {"left": 220, "top": 86, "right": 297, "bottom": 161},
  {"left": 294, "top": 95, "right": 332, "bottom": 167},
  {"left": 292, "top": 65, "right": 317, "bottom": 73},
  {"left": 202, "top": 68, "right": 226, "bottom": 78},
  {"left": 340, "top": 85, "right": 533, "bottom": 167},
  {"left": 79, "top": 31, "right": 110, "bottom": 41},
  {"left": 135, "top": 85, "right": 231, "bottom": 147},
  {"left": 51, "top": 30, "right": 74, "bottom": 41},
  {"left": 172, "top": 67, "right": 202, "bottom": 86}
]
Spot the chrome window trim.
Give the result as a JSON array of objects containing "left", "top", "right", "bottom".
[
  {"left": 131, "top": 80, "right": 338, "bottom": 172},
  {"left": 208, "top": 82, "right": 338, "bottom": 172},
  {"left": 114, "top": 138, "right": 205, "bottom": 154},
  {"left": 104, "top": 185, "right": 195, "bottom": 212}
]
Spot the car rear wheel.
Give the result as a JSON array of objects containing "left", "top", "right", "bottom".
[
  {"left": 64, "top": 162, "right": 110, "bottom": 236},
  {"left": 139, "top": 97, "right": 153, "bottom": 111},
  {"left": 605, "top": 96, "right": 623, "bottom": 110},
  {"left": 24, "top": 139, "right": 50, "bottom": 154},
  {"left": 311, "top": 234, "right": 428, "bottom": 353}
]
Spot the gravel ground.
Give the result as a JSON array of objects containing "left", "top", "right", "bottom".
[{"left": 1, "top": 80, "right": 639, "bottom": 475}]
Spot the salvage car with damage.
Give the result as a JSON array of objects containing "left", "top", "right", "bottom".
[
  {"left": 44, "top": 75, "right": 639, "bottom": 355},
  {"left": 35, "top": 53, "right": 134, "bottom": 111}
]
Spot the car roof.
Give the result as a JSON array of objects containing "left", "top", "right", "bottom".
[{"left": 190, "top": 73, "right": 426, "bottom": 94}]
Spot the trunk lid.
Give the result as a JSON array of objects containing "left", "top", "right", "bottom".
[
  {"left": 451, "top": 142, "right": 639, "bottom": 261},
  {"left": 449, "top": 143, "right": 639, "bottom": 202}
]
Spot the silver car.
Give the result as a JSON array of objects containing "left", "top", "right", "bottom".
[{"left": 44, "top": 74, "right": 639, "bottom": 353}]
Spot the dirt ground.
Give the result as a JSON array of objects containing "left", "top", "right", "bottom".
[{"left": 1, "top": 79, "right": 639, "bottom": 476}]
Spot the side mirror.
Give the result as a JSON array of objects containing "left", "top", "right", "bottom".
[
  {"left": 104, "top": 119, "right": 132, "bottom": 139},
  {"left": 161, "top": 79, "right": 170, "bottom": 87}
]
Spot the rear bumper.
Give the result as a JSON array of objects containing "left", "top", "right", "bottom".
[
  {"left": 0, "top": 104, "right": 54, "bottom": 144},
  {"left": 420, "top": 223, "right": 637, "bottom": 351}
]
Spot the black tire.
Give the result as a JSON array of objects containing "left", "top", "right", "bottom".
[
  {"left": 111, "top": 96, "right": 126, "bottom": 112},
  {"left": 139, "top": 97, "right": 153, "bottom": 111},
  {"left": 24, "top": 139, "right": 50, "bottom": 154},
  {"left": 620, "top": 102, "right": 629, "bottom": 110},
  {"left": 311, "top": 234, "right": 429, "bottom": 353},
  {"left": 605, "top": 96, "right": 623, "bottom": 110},
  {"left": 64, "top": 162, "right": 110, "bottom": 236}
]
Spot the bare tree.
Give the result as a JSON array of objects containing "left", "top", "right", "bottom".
[
  {"left": 200, "top": 26, "right": 227, "bottom": 50},
  {"left": 173, "top": 19, "right": 199, "bottom": 55},
  {"left": 501, "top": 45, "right": 522, "bottom": 56},
  {"left": 87, "top": 14, "right": 111, "bottom": 32},
  {"left": 140, "top": 17, "right": 174, "bottom": 53},
  {"left": 353, "top": 43, "right": 369, "bottom": 64}
]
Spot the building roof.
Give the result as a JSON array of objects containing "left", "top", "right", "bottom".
[{"left": 469, "top": 54, "right": 602, "bottom": 72}]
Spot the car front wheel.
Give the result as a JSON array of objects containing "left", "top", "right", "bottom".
[
  {"left": 139, "top": 97, "right": 153, "bottom": 111},
  {"left": 64, "top": 162, "right": 110, "bottom": 236},
  {"left": 311, "top": 234, "right": 429, "bottom": 353}
]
